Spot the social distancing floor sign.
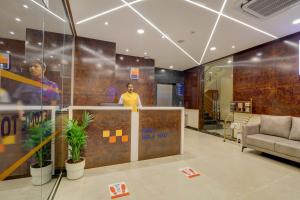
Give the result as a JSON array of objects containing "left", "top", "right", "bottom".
[
  {"left": 108, "top": 182, "right": 130, "bottom": 199},
  {"left": 179, "top": 167, "right": 200, "bottom": 178}
]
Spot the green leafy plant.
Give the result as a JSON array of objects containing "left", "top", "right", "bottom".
[
  {"left": 64, "top": 111, "right": 94, "bottom": 163},
  {"left": 25, "top": 120, "right": 53, "bottom": 168}
]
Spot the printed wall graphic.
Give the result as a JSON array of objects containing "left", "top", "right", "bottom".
[
  {"left": 0, "top": 52, "right": 10, "bottom": 70},
  {"left": 108, "top": 182, "right": 130, "bottom": 199},
  {"left": 102, "top": 129, "right": 129, "bottom": 144},
  {"left": 130, "top": 67, "right": 140, "bottom": 80},
  {"left": 179, "top": 167, "right": 200, "bottom": 179}
]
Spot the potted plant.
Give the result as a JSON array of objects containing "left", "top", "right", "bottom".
[
  {"left": 64, "top": 111, "right": 93, "bottom": 180},
  {"left": 25, "top": 120, "right": 53, "bottom": 185}
]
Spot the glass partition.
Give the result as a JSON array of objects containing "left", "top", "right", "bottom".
[
  {"left": 0, "top": 0, "right": 73, "bottom": 199},
  {"left": 203, "top": 57, "right": 233, "bottom": 137}
]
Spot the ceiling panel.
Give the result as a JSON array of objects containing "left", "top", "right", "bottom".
[
  {"left": 133, "top": 0, "right": 218, "bottom": 64},
  {"left": 0, "top": 0, "right": 70, "bottom": 41},
  {"left": 75, "top": 4, "right": 195, "bottom": 70},
  {"left": 70, "top": 0, "right": 300, "bottom": 70},
  {"left": 203, "top": 16, "right": 273, "bottom": 64},
  {"left": 224, "top": 0, "right": 300, "bottom": 38}
]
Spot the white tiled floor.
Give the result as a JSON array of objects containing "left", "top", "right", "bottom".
[
  {"left": 0, "top": 177, "right": 56, "bottom": 200},
  {"left": 54, "top": 129, "right": 300, "bottom": 200}
]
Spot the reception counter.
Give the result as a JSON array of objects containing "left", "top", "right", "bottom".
[{"left": 68, "top": 106, "right": 184, "bottom": 169}]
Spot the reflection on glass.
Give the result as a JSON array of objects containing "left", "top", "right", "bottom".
[{"left": 0, "top": 0, "right": 72, "bottom": 199}]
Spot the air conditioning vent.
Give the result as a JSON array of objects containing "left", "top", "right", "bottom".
[{"left": 241, "top": 0, "right": 300, "bottom": 19}]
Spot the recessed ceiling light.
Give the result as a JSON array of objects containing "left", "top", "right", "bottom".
[
  {"left": 137, "top": 29, "right": 145, "bottom": 34},
  {"left": 210, "top": 47, "right": 216, "bottom": 51},
  {"left": 15, "top": 18, "right": 21, "bottom": 22},
  {"left": 144, "top": 52, "right": 147, "bottom": 55},
  {"left": 232, "top": 45, "right": 235, "bottom": 49},
  {"left": 256, "top": 52, "right": 263, "bottom": 57},
  {"left": 251, "top": 57, "right": 261, "bottom": 62},
  {"left": 38, "top": 42, "right": 42, "bottom": 46},
  {"left": 169, "top": 65, "right": 174, "bottom": 69},
  {"left": 126, "top": 49, "right": 129, "bottom": 52},
  {"left": 9, "top": 31, "right": 15, "bottom": 35},
  {"left": 104, "top": 21, "right": 109, "bottom": 26},
  {"left": 120, "top": 56, "right": 124, "bottom": 60},
  {"left": 292, "top": 18, "right": 300, "bottom": 25},
  {"left": 23, "top": 4, "right": 28, "bottom": 8},
  {"left": 122, "top": 0, "right": 199, "bottom": 65},
  {"left": 227, "top": 60, "right": 232, "bottom": 64}
]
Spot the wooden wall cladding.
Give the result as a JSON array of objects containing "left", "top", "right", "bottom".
[
  {"left": 73, "top": 36, "right": 155, "bottom": 106},
  {"left": 233, "top": 32, "right": 300, "bottom": 116},
  {"left": 184, "top": 66, "right": 204, "bottom": 128},
  {"left": 116, "top": 54, "right": 155, "bottom": 106},
  {"left": 138, "top": 110, "right": 181, "bottom": 160},
  {"left": 74, "top": 36, "right": 116, "bottom": 105},
  {"left": 73, "top": 110, "right": 131, "bottom": 168}
]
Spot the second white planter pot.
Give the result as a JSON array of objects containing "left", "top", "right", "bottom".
[
  {"left": 65, "top": 158, "right": 85, "bottom": 180},
  {"left": 30, "top": 162, "right": 53, "bottom": 185}
]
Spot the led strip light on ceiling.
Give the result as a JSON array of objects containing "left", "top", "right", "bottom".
[
  {"left": 199, "top": 0, "right": 228, "bottom": 64},
  {"left": 76, "top": 0, "right": 145, "bottom": 25},
  {"left": 30, "top": 0, "right": 66, "bottom": 22},
  {"left": 120, "top": 0, "right": 200, "bottom": 65},
  {"left": 184, "top": 0, "right": 278, "bottom": 39}
]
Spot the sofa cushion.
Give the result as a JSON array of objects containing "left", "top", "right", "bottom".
[
  {"left": 289, "top": 117, "right": 300, "bottom": 141},
  {"left": 260, "top": 115, "right": 291, "bottom": 138},
  {"left": 246, "top": 134, "right": 284, "bottom": 151},
  {"left": 275, "top": 140, "right": 300, "bottom": 158}
]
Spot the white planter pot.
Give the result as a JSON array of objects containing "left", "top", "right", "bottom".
[
  {"left": 30, "top": 162, "right": 53, "bottom": 185},
  {"left": 65, "top": 158, "right": 85, "bottom": 180}
]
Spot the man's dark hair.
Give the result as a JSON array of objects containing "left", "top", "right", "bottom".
[{"left": 127, "top": 83, "right": 133, "bottom": 88}]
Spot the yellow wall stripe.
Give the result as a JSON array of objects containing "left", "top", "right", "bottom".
[
  {"left": 0, "top": 131, "right": 59, "bottom": 181},
  {"left": 0, "top": 69, "right": 62, "bottom": 94}
]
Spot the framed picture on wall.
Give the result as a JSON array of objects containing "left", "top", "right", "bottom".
[{"left": 0, "top": 52, "right": 10, "bottom": 70}]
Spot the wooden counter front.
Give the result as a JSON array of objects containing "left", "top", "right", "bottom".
[
  {"left": 138, "top": 108, "right": 183, "bottom": 160},
  {"left": 71, "top": 107, "right": 131, "bottom": 169}
]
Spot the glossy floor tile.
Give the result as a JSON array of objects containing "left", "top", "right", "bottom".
[{"left": 54, "top": 129, "right": 300, "bottom": 200}]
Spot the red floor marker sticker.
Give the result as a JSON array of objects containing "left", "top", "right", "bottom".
[
  {"left": 179, "top": 167, "right": 200, "bottom": 179},
  {"left": 108, "top": 182, "right": 130, "bottom": 199}
]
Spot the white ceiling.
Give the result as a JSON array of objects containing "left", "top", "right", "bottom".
[
  {"left": 0, "top": 0, "right": 71, "bottom": 41},
  {"left": 70, "top": 0, "right": 300, "bottom": 70}
]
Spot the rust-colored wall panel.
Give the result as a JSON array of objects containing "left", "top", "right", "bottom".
[
  {"left": 184, "top": 66, "right": 204, "bottom": 128},
  {"left": 0, "top": 37, "right": 25, "bottom": 96},
  {"left": 73, "top": 110, "right": 131, "bottom": 168},
  {"left": 116, "top": 54, "right": 155, "bottom": 106},
  {"left": 73, "top": 36, "right": 155, "bottom": 106},
  {"left": 74, "top": 36, "right": 116, "bottom": 106},
  {"left": 138, "top": 110, "right": 181, "bottom": 160},
  {"left": 233, "top": 32, "right": 300, "bottom": 116}
]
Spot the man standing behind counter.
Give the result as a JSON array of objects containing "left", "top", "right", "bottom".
[{"left": 118, "top": 83, "right": 142, "bottom": 112}]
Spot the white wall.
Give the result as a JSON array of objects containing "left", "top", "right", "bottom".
[
  {"left": 185, "top": 109, "right": 199, "bottom": 129},
  {"left": 220, "top": 69, "right": 233, "bottom": 121}
]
